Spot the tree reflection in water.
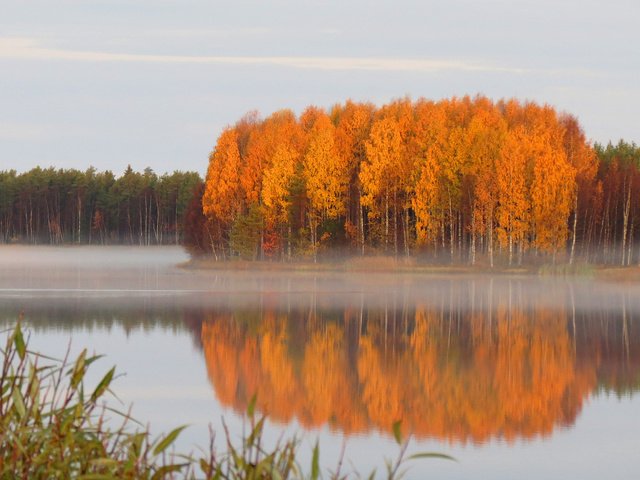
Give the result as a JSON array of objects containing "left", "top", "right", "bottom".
[
  {"left": 200, "top": 282, "right": 640, "bottom": 444},
  {"left": 3, "top": 276, "right": 638, "bottom": 445}
]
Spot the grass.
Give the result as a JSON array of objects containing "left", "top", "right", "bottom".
[
  {"left": 0, "top": 323, "right": 454, "bottom": 479},
  {"left": 537, "top": 262, "right": 596, "bottom": 277}
]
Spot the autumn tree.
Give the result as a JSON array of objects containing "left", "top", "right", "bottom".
[
  {"left": 496, "top": 126, "right": 531, "bottom": 264},
  {"left": 413, "top": 100, "right": 448, "bottom": 251},
  {"left": 361, "top": 99, "right": 415, "bottom": 254},
  {"left": 528, "top": 105, "right": 576, "bottom": 257},
  {"left": 192, "top": 96, "right": 621, "bottom": 264},
  {"left": 561, "top": 114, "right": 598, "bottom": 264},
  {"left": 258, "top": 110, "right": 304, "bottom": 258},
  {"left": 464, "top": 100, "right": 507, "bottom": 265},
  {"left": 302, "top": 110, "right": 349, "bottom": 258},
  {"left": 202, "top": 127, "right": 244, "bottom": 257},
  {"left": 203, "top": 128, "right": 242, "bottom": 222},
  {"left": 333, "top": 101, "right": 374, "bottom": 253}
]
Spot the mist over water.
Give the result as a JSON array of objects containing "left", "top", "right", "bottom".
[
  {"left": 2, "top": 245, "right": 639, "bottom": 311},
  {"left": 0, "top": 245, "right": 188, "bottom": 269},
  {"left": 1, "top": 246, "right": 639, "bottom": 479}
]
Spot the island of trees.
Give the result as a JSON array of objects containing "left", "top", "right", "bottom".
[
  {"left": 0, "top": 167, "right": 201, "bottom": 245},
  {"left": 190, "top": 96, "right": 640, "bottom": 266}
]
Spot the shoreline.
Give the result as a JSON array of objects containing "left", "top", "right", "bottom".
[
  {"left": 182, "top": 255, "right": 640, "bottom": 280},
  {"left": 182, "top": 256, "right": 526, "bottom": 274},
  {"left": 3, "top": 244, "right": 639, "bottom": 281}
]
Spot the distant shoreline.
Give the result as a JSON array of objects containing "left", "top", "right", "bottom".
[
  {"left": 183, "top": 255, "right": 640, "bottom": 281},
  {"left": 2, "top": 244, "right": 639, "bottom": 280}
]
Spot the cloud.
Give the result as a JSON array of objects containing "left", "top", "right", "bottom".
[{"left": 0, "top": 37, "right": 526, "bottom": 74}]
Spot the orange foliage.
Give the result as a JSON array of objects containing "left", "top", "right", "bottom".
[
  {"left": 496, "top": 126, "right": 531, "bottom": 257},
  {"left": 528, "top": 106, "right": 576, "bottom": 253},
  {"left": 303, "top": 112, "right": 348, "bottom": 219},
  {"left": 202, "top": 97, "right": 596, "bottom": 262},
  {"left": 198, "top": 295, "right": 638, "bottom": 443},
  {"left": 203, "top": 128, "right": 242, "bottom": 223},
  {"left": 413, "top": 100, "right": 448, "bottom": 244}
]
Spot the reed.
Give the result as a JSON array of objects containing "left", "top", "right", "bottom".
[{"left": 0, "top": 323, "right": 453, "bottom": 479}]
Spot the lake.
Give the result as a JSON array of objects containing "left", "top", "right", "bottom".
[{"left": 1, "top": 246, "right": 639, "bottom": 479}]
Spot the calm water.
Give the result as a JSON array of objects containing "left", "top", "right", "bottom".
[{"left": 1, "top": 246, "right": 639, "bottom": 479}]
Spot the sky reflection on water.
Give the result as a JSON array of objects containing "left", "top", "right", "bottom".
[{"left": 1, "top": 246, "right": 639, "bottom": 479}]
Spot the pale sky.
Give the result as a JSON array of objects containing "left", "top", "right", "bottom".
[{"left": 1, "top": 0, "right": 639, "bottom": 175}]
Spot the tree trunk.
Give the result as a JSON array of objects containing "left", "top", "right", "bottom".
[
  {"left": 458, "top": 210, "right": 462, "bottom": 262},
  {"left": 489, "top": 214, "right": 494, "bottom": 268},
  {"left": 175, "top": 200, "right": 179, "bottom": 245},
  {"left": 359, "top": 197, "right": 365, "bottom": 255},
  {"left": 155, "top": 193, "right": 161, "bottom": 244},
  {"left": 403, "top": 206, "right": 410, "bottom": 257},
  {"left": 627, "top": 217, "right": 634, "bottom": 265},
  {"left": 77, "top": 194, "right": 82, "bottom": 244},
  {"left": 393, "top": 190, "right": 398, "bottom": 257},
  {"left": 471, "top": 208, "right": 476, "bottom": 265},
  {"left": 622, "top": 180, "right": 631, "bottom": 266},
  {"left": 508, "top": 232, "right": 513, "bottom": 266},
  {"left": 570, "top": 193, "right": 578, "bottom": 265},
  {"left": 385, "top": 192, "right": 389, "bottom": 251},
  {"left": 448, "top": 191, "right": 454, "bottom": 262}
]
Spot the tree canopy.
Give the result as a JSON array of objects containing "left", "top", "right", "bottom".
[
  {"left": 0, "top": 167, "right": 201, "bottom": 245},
  {"left": 199, "top": 96, "right": 640, "bottom": 265}
]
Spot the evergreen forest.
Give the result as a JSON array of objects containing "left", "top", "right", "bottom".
[{"left": 0, "top": 166, "right": 201, "bottom": 245}]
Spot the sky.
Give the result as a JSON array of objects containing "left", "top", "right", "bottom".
[{"left": 1, "top": 0, "right": 639, "bottom": 176}]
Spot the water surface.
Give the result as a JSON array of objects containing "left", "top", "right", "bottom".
[{"left": 1, "top": 246, "right": 638, "bottom": 479}]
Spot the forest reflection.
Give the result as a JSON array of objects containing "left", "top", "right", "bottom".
[
  {"left": 200, "top": 284, "right": 640, "bottom": 444},
  {"left": 2, "top": 275, "right": 639, "bottom": 445}
]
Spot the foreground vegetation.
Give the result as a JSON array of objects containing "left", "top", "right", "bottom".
[
  {"left": 0, "top": 323, "right": 452, "bottom": 479},
  {"left": 190, "top": 96, "right": 640, "bottom": 266}
]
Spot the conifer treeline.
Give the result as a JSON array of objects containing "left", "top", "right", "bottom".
[
  {"left": 194, "top": 96, "right": 640, "bottom": 265},
  {"left": 0, "top": 166, "right": 201, "bottom": 245}
]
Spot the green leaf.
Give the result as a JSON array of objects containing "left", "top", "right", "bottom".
[
  {"left": 28, "top": 366, "right": 41, "bottom": 403},
  {"left": 199, "top": 458, "right": 211, "bottom": 474},
  {"left": 151, "top": 463, "right": 189, "bottom": 480},
  {"left": 407, "top": 452, "right": 456, "bottom": 462},
  {"left": 12, "top": 387, "right": 26, "bottom": 419},
  {"left": 392, "top": 420, "right": 403, "bottom": 445},
  {"left": 13, "top": 323, "right": 26, "bottom": 360},
  {"left": 247, "top": 392, "right": 257, "bottom": 418},
  {"left": 91, "top": 367, "right": 115, "bottom": 402},
  {"left": 88, "top": 458, "right": 119, "bottom": 468},
  {"left": 85, "top": 354, "right": 105, "bottom": 366},
  {"left": 152, "top": 425, "right": 188, "bottom": 456},
  {"left": 246, "top": 416, "right": 265, "bottom": 447},
  {"left": 268, "top": 466, "right": 284, "bottom": 480},
  {"left": 71, "top": 349, "right": 88, "bottom": 389},
  {"left": 311, "top": 440, "right": 320, "bottom": 480}
]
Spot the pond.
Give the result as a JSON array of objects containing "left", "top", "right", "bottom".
[{"left": 1, "top": 246, "right": 639, "bottom": 479}]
